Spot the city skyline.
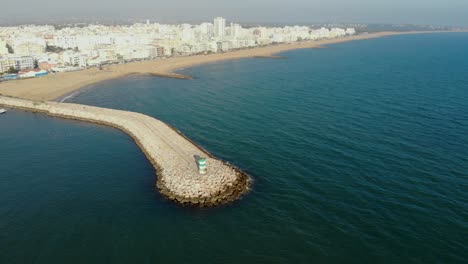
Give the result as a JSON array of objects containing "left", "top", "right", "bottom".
[
  {"left": 0, "top": 16, "right": 358, "bottom": 75},
  {"left": 1, "top": 0, "right": 468, "bottom": 27}
]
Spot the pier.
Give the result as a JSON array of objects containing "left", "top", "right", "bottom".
[{"left": 0, "top": 96, "right": 250, "bottom": 206}]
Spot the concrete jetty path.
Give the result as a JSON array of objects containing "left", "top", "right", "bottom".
[{"left": 0, "top": 96, "right": 250, "bottom": 206}]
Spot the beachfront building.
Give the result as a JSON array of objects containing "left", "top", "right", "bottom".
[
  {"left": 213, "top": 17, "right": 226, "bottom": 38},
  {"left": 0, "top": 55, "right": 34, "bottom": 72},
  {"left": 0, "top": 57, "right": 15, "bottom": 73},
  {"left": 62, "top": 51, "right": 88, "bottom": 67},
  {"left": 329, "top": 28, "right": 347, "bottom": 38},
  {"left": 18, "top": 69, "right": 48, "bottom": 78},
  {"left": 217, "top": 41, "right": 230, "bottom": 52},
  {"left": 229, "top": 23, "right": 242, "bottom": 38},
  {"left": 346, "top": 28, "right": 357, "bottom": 35},
  {"left": 310, "top": 28, "right": 333, "bottom": 39},
  {"left": 116, "top": 45, "right": 158, "bottom": 60},
  {"left": 0, "top": 19, "right": 356, "bottom": 74},
  {"left": 38, "top": 61, "right": 58, "bottom": 71},
  {"left": 13, "top": 56, "right": 35, "bottom": 70}
]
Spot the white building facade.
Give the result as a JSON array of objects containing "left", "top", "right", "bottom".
[{"left": 213, "top": 17, "right": 226, "bottom": 38}]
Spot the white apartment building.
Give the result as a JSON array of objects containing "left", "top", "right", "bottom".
[
  {"left": 180, "top": 28, "right": 195, "bottom": 42},
  {"left": 15, "top": 56, "right": 35, "bottom": 70},
  {"left": 62, "top": 51, "right": 87, "bottom": 67},
  {"left": 0, "top": 40, "right": 8, "bottom": 55},
  {"left": 12, "top": 37, "right": 46, "bottom": 56},
  {"left": 346, "top": 28, "right": 357, "bottom": 35},
  {"left": 0, "top": 57, "right": 16, "bottom": 72},
  {"left": 213, "top": 17, "right": 226, "bottom": 38},
  {"left": 117, "top": 45, "right": 158, "bottom": 60},
  {"left": 53, "top": 36, "right": 78, "bottom": 49},
  {"left": 0, "top": 55, "right": 35, "bottom": 71},
  {"left": 329, "top": 28, "right": 347, "bottom": 38},
  {"left": 14, "top": 43, "right": 45, "bottom": 56},
  {"left": 216, "top": 41, "right": 231, "bottom": 52},
  {"left": 200, "top": 23, "right": 214, "bottom": 39},
  {"left": 229, "top": 23, "right": 242, "bottom": 38}
]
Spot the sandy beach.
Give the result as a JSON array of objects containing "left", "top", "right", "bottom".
[{"left": 0, "top": 30, "right": 463, "bottom": 101}]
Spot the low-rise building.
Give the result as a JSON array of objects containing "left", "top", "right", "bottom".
[
  {"left": 18, "top": 69, "right": 48, "bottom": 78},
  {"left": 38, "top": 61, "right": 57, "bottom": 71},
  {"left": 0, "top": 55, "right": 34, "bottom": 72},
  {"left": 0, "top": 57, "right": 16, "bottom": 73},
  {"left": 62, "top": 51, "right": 88, "bottom": 67}
]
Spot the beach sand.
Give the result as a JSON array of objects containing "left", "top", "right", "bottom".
[{"left": 0, "top": 31, "right": 462, "bottom": 101}]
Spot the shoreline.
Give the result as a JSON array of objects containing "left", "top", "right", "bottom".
[
  {"left": 1, "top": 30, "right": 466, "bottom": 207},
  {"left": 1, "top": 30, "right": 466, "bottom": 101}
]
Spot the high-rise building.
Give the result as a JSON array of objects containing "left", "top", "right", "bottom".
[
  {"left": 230, "top": 23, "right": 242, "bottom": 38},
  {"left": 213, "top": 17, "right": 226, "bottom": 38},
  {"left": 200, "top": 23, "right": 214, "bottom": 38}
]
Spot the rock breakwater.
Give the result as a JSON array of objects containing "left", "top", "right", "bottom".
[{"left": 0, "top": 96, "right": 250, "bottom": 206}]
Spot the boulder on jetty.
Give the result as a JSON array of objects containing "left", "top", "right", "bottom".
[{"left": 0, "top": 96, "right": 251, "bottom": 206}]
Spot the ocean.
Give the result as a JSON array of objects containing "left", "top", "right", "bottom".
[{"left": 1, "top": 33, "right": 467, "bottom": 263}]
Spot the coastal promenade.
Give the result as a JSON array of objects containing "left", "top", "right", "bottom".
[{"left": 0, "top": 95, "right": 250, "bottom": 206}]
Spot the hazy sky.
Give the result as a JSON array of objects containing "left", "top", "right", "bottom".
[{"left": 2, "top": 0, "right": 468, "bottom": 26}]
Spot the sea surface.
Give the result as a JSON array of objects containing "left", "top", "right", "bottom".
[{"left": 1, "top": 33, "right": 468, "bottom": 263}]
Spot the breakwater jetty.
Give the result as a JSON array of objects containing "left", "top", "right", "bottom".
[{"left": 0, "top": 96, "right": 250, "bottom": 206}]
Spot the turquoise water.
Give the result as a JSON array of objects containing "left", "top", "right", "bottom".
[{"left": 1, "top": 33, "right": 468, "bottom": 263}]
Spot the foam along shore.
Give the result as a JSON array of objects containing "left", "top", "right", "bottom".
[
  {"left": 1, "top": 30, "right": 463, "bottom": 102},
  {"left": 0, "top": 96, "right": 250, "bottom": 206}
]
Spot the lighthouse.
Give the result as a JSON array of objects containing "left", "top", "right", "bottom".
[{"left": 198, "top": 157, "right": 207, "bottom": 174}]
